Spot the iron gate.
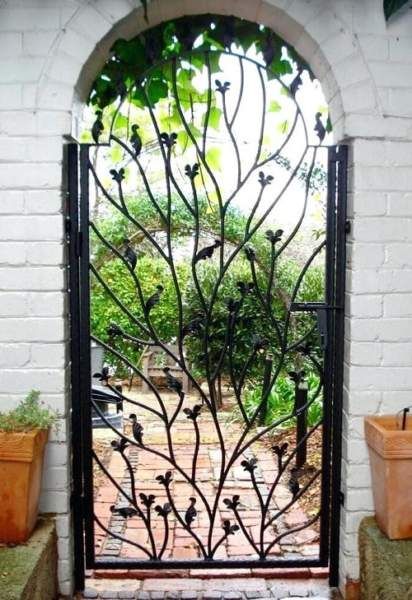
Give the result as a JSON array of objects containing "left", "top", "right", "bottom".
[{"left": 67, "top": 48, "right": 347, "bottom": 589}]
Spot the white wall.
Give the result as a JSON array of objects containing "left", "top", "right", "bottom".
[{"left": 1, "top": 0, "right": 412, "bottom": 595}]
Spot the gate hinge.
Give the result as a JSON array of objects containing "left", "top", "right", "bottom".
[
  {"left": 339, "top": 491, "right": 345, "bottom": 506},
  {"left": 345, "top": 220, "right": 351, "bottom": 234}
]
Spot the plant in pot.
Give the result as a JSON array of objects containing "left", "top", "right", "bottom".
[
  {"left": 0, "top": 390, "right": 57, "bottom": 543},
  {"left": 365, "top": 407, "right": 412, "bottom": 540}
]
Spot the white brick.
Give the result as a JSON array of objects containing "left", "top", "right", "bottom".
[
  {"left": 381, "top": 390, "right": 412, "bottom": 412},
  {"left": 389, "top": 36, "right": 412, "bottom": 61},
  {"left": 348, "top": 269, "right": 412, "bottom": 293},
  {"left": 387, "top": 193, "right": 412, "bottom": 216},
  {"left": 347, "top": 294, "right": 382, "bottom": 318},
  {"left": 382, "top": 342, "right": 412, "bottom": 366},
  {"left": 30, "top": 343, "right": 66, "bottom": 368},
  {"left": 0, "top": 267, "right": 64, "bottom": 291},
  {"left": 42, "top": 466, "right": 70, "bottom": 490},
  {"left": 0, "top": 368, "right": 65, "bottom": 393},
  {"left": 0, "top": 216, "right": 63, "bottom": 240},
  {"left": 0, "top": 344, "right": 30, "bottom": 367},
  {"left": 0, "top": 243, "right": 26, "bottom": 265},
  {"left": 347, "top": 243, "right": 385, "bottom": 269},
  {"left": 0, "top": 31, "right": 22, "bottom": 56},
  {"left": 55, "top": 514, "right": 71, "bottom": 538},
  {"left": 28, "top": 292, "right": 65, "bottom": 316},
  {"left": 385, "top": 243, "right": 412, "bottom": 267},
  {"left": 0, "top": 58, "right": 44, "bottom": 82},
  {"left": 0, "top": 164, "right": 62, "bottom": 189},
  {"left": 0, "top": 84, "right": 22, "bottom": 109},
  {"left": 345, "top": 341, "right": 381, "bottom": 366},
  {"left": 22, "top": 31, "right": 57, "bottom": 56},
  {"left": 0, "top": 317, "right": 65, "bottom": 341},
  {"left": 358, "top": 35, "right": 389, "bottom": 61},
  {"left": 0, "top": 292, "right": 29, "bottom": 316},
  {"left": 344, "top": 489, "right": 374, "bottom": 513},
  {"left": 384, "top": 294, "right": 412, "bottom": 316},
  {"left": 24, "top": 190, "right": 62, "bottom": 214},
  {"left": 27, "top": 243, "right": 64, "bottom": 266},
  {"left": 39, "top": 490, "right": 69, "bottom": 513}
]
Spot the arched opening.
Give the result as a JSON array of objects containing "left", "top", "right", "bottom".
[{"left": 68, "top": 11, "right": 347, "bottom": 593}]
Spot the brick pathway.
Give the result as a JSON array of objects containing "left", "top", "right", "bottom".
[
  {"left": 93, "top": 391, "right": 320, "bottom": 564},
  {"left": 75, "top": 576, "right": 340, "bottom": 599}
]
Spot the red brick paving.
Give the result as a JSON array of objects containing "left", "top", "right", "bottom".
[{"left": 93, "top": 391, "right": 320, "bottom": 565}]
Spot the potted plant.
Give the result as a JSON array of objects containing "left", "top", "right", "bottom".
[
  {"left": 0, "top": 390, "right": 57, "bottom": 543},
  {"left": 364, "top": 409, "right": 412, "bottom": 540}
]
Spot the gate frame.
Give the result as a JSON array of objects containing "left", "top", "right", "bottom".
[{"left": 67, "top": 142, "right": 348, "bottom": 591}]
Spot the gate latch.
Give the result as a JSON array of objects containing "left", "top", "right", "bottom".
[{"left": 290, "top": 302, "right": 342, "bottom": 350}]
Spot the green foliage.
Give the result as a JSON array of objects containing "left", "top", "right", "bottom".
[
  {"left": 91, "top": 254, "right": 189, "bottom": 372},
  {"left": 241, "top": 372, "right": 323, "bottom": 429},
  {"left": 0, "top": 390, "right": 57, "bottom": 432},
  {"left": 89, "top": 14, "right": 313, "bottom": 110},
  {"left": 384, "top": 0, "right": 409, "bottom": 20}
]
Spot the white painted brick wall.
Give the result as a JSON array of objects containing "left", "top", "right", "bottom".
[{"left": 1, "top": 0, "right": 412, "bottom": 595}]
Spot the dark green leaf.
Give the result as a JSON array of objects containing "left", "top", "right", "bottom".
[{"left": 384, "top": 0, "right": 409, "bottom": 19}]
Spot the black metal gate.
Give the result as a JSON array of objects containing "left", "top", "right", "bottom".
[{"left": 67, "top": 48, "right": 347, "bottom": 589}]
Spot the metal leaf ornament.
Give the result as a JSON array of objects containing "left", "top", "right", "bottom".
[
  {"left": 91, "top": 110, "right": 104, "bottom": 143},
  {"left": 241, "top": 457, "right": 258, "bottom": 474},
  {"left": 290, "top": 67, "right": 303, "bottom": 97},
  {"left": 156, "top": 470, "right": 173, "bottom": 488},
  {"left": 123, "top": 240, "right": 137, "bottom": 270},
  {"left": 183, "top": 404, "right": 202, "bottom": 421},
  {"left": 236, "top": 281, "right": 254, "bottom": 296},
  {"left": 288, "top": 467, "right": 300, "bottom": 499},
  {"left": 288, "top": 370, "right": 306, "bottom": 386},
  {"left": 262, "top": 35, "right": 276, "bottom": 66},
  {"left": 185, "top": 163, "right": 200, "bottom": 180},
  {"left": 258, "top": 171, "right": 274, "bottom": 187},
  {"left": 252, "top": 334, "right": 268, "bottom": 351},
  {"left": 129, "top": 413, "right": 144, "bottom": 445},
  {"left": 155, "top": 503, "right": 172, "bottom": 517},
  {"left": 110, "top": 168, "right": 125, "bottom": 183},
  {"left": 194, "top": 240, "right": 221, "bottom": 264},
  {"left": 93, "top": 366, "right": 110, "bottom": 383},
  {"left": 223, "top": 494, "right": 240, "bottom": 511},
  {"left": 181, "top": 315, "right": 203, "bottom": 338},
  {"left": 265, "top": 229, "right": 283, "bottom": 245},
  {"left": 314, "top": 112, "right": 326, "bottom": 143},
  {"left": 185, "top": 497, "right": 197, "bottom": 527},
  {"left": 111, "top": 438, "right": 128, "bottom": 454},
  {"left": 222, "top": 520, "right": 239, "bottom": 536},
  {"left": 215, "top": 79, "right": 231, "bottom": 94},
  {"left": 110, "top": 504, "right": 137, "bottom": 518},
  {"left": 163, "top": 367, "right": 183, "bottom": 396},
  {"left": 145, "top": 285, "right": 164, "bottom": 313},
  {"left": 272, "top": 442, "right": 288, "bottom": 471},
  {"left": 139, "top": 493, "right": 156, "bottom": 508},
  {"left": 130, "top": 124, "right": 142, "bottom": 157},
  {"left": 107, "top": 322, "right": 123, "bottom": 338},
  {"left": 244, "top": 246, "right": 256, "bottom": 262},
  {"left": 160, "top": 132, "right": 177, "bottom": 149}
]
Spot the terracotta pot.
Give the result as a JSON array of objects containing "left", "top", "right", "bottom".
[
  {"left": 365, "top": 415, "right": 412, "bottom": 540},
  {"left": 0, "top": 428, "right": 48, "bottom": 543}
]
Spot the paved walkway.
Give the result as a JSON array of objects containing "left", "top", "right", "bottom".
[
  {"left": 77, "top": 576, "right": 340, "bottom": 599},
  {"left": 93, "top": 391, "right": 320, "bottom": 563}
]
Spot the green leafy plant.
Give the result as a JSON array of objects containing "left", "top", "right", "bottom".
[
  {"left": 241, "top": 372, "right": 323, "bottom": 429},
  {"left": 0, "top": 390, "right": 57, "bottom": 433}
]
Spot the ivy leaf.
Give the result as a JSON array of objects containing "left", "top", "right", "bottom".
[
  {"left": 202, "top": 106, "right": 222, "bottom": 130},
  {"left": 277, "top": 120, "right": 290, "bottom": 134},
  {"left": 206, "top": 146, "right": 222, "bottom": 172},
  {"left": 384, "top": 0, "right": 409, "bottom": 20},
  {"left": 268, "top": 100, "right": 281, "bottom": 113},
  {"left": 146, "top": 78, "right": 169, "bottom": 106}
]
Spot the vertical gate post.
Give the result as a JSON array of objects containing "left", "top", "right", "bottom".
[{"left": 66, "top": 143, "right": 85, "bottom": 591}]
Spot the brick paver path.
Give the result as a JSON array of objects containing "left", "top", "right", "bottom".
[
  {"left": 76, "top": 576, "right": 340, "bottom": 599},
  {"left": 93, "top": 391, "right": 320, "bottom": 563}
]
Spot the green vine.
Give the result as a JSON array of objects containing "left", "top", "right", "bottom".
[{"left": 88, "top": 14, "right": 313, "bottom": 110}]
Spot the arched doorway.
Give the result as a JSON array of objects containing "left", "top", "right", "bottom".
[{"left": 68, "top": 13, "right": 347, "bottom": 591}]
